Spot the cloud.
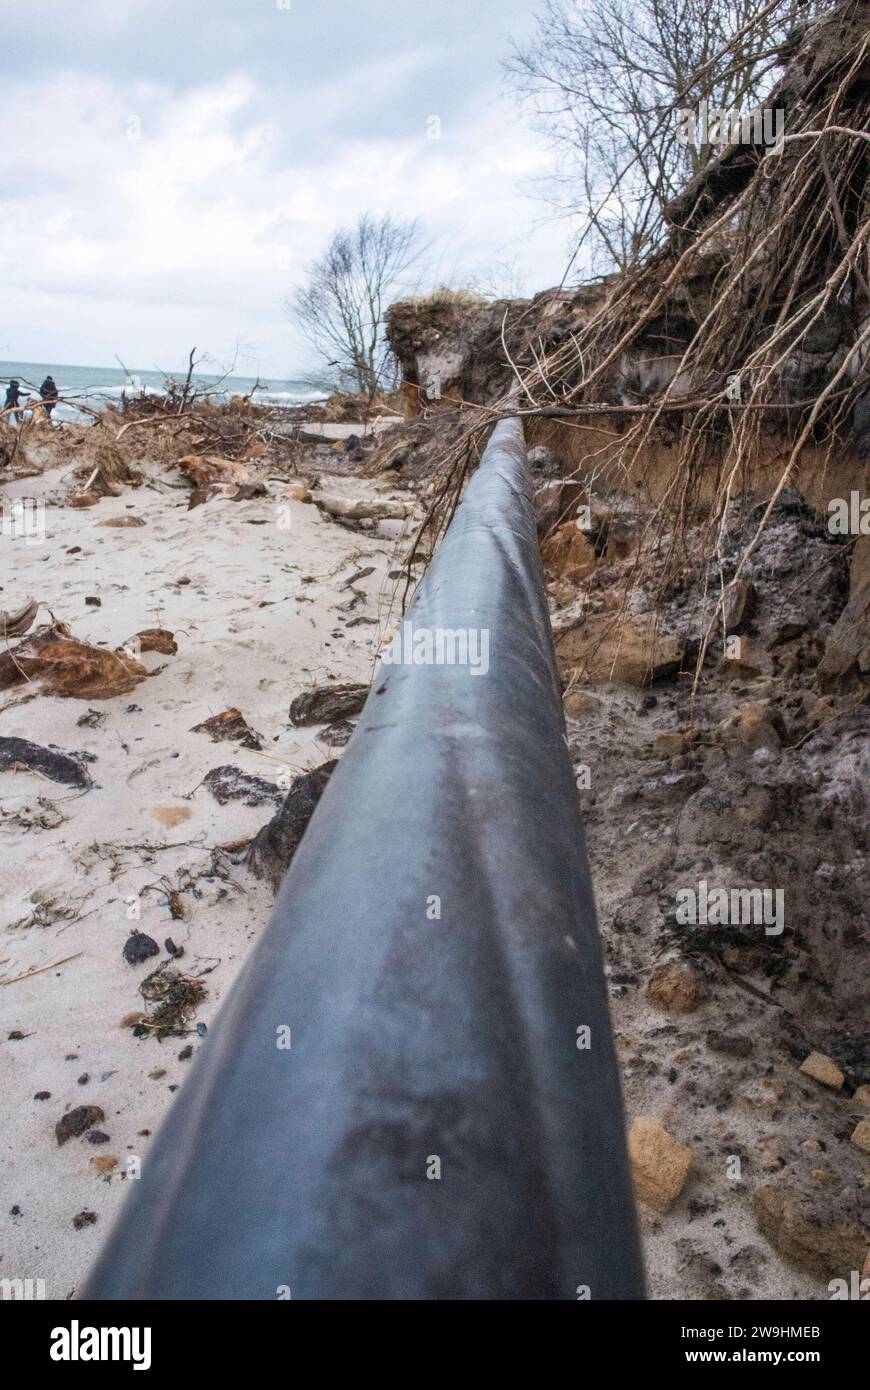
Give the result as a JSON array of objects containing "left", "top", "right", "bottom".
[{"left": 0, "top": 2, "right": 571, "bottom": 377}]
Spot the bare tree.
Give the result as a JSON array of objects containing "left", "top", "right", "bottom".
[
  {"left": 507, "top": 0, "right": 814, "bottom": 271},
  {"left": 286, "top": 213, "right": 424, "bottom": 397}
]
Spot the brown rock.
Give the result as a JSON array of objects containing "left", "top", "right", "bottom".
[
  {"left": 130, "top": 629, "right": 177, "bottom": 655},
  {"left": 556, "top": 615, "right": 683, "bottom": 688},
  {"left": 852, "top": 1085, "right": 870, "bottom": 1111},
  {"left": 191, "top": 707, "right": 262, "bottom": 750},
  {"left": 723, "top": 580, "right": 757, "bottom": 633},
  {"left": 90, "top": 1155, "right": 119, "bottom": 1174},
  {"left": 721, "top": 635, "right": 773, "bottom": 679},
  {"left": 540, "top": 520, "right": 597, "bottom": 582},
  {"left": 55, "top": 1105, "right": 105, "bottom": 1146},
  {"left": 563, "top": 689, "right": 600, "bottom": 718},
  {"left": 753, "top": 1184, "right": 869, "bottom": 1281},
  {"left": 799, "top": 1051, "right": 844, "bottom": 1091},
  {"left": 818, "top": 533, "right": 870, "bottom": 691},
  {"left": 719, "top": 700, "right": 782, "bottom": 751},
  {"left": 646, "top": 961, "right": 703, "bottom": 1014},
  {"left": 851, "top": 1119, "right": 870, "bottom": 1154},
  {"left": 628, "top": 1116, "right": 692, "bottom": 1212},
  {"left": 653, "top": 731, "right": 690, "bottom": 756}
]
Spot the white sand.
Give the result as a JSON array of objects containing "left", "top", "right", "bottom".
[{"left": 0, "top": 450, "right": 411, "bottom": 1296}]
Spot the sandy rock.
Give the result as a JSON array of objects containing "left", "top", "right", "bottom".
[
  {"left": 191, "top": 707, "right": 262, "bottom": 750},
  {"left": 817, "top": 534, "right": 870, "bottom": 691},
  {"left": 653, "top": 731, "right": 691, "bottom": 756},
  {"left": 646, "top": 961, "right": 703, "bottom": 1014},
  {"left": 799, "top": 1051, "right": 844, "bottom": 1090},
  {"left": 753, "top": 1184, "right": 869, "bottom": 1281},
  {"left": 90, "top": 1155, "right": 119, "bottom": 1174},
  {"left": 720, "top": 635, "right": 773, "bottom": 679},
  {"left": 96, "top": 515, "right": 146, "bottom": 528},
  {"left": 540, "top": 520, "right": 597, "bottom": 581},
  {"left": 719, "top": 700, "right": 782, "bottom": 751},
  {"left": 851, "top": 1120, "right": 870, "bottom": 1154},
  {"left": 852, "top": 1085, "right": 870, "bottom": 1111},
  {"left": 628, "top": 1116, "right": 692, "bottom": 1212},
  {"left": 556, "top": 615, "right": 683, "bottom": 687},
  {"left": 723, "top": 579, "right": 757, "bottom": 632},
  {"left": 563, "top": 689, "right": 600, "bottom": 718},
  {"left": 129, "top": 628, "right": 177, "bottom": 655}
]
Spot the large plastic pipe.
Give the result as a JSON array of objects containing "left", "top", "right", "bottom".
[{"left": 83, "top": 416, "right": 645, "bottom": 1300}]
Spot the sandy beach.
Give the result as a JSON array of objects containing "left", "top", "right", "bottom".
[{"left": 1, "top": 420, "right": 412, "bottom": 1296}]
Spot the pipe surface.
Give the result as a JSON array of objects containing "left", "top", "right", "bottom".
[{"left": 84, "top": 416, "right": 645, "bottom": 1300}]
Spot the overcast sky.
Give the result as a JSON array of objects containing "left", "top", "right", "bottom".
[{"left": 0, "top": 0, "right": 573, "bottom": 380}]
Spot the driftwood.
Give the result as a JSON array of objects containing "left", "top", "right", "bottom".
[{"left": 288, "top": 682, "right": 368, "bottom": 726}]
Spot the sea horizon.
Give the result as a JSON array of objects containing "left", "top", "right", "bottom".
[{"left": 0, "top": 357, "right": 321, "bottom": 422}]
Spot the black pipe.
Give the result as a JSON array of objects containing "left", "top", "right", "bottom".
[{"left": 83, "top": 416, "right": 645, "bottom": 1300}]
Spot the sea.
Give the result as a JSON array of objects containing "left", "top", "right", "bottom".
[{"left": 0, "top": 360, "right": 321, "bottom": 424}]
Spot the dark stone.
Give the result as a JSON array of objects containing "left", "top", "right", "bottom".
[
  {"left": 0, "top": 736, "right": 92, "bottom": 788},
  {"left": 55, "top": 1105, "right": 105, "bottom": 1146},
  {"left": 246, "top": 761, "right": 337, "bottom": 891},
  {"left": 289, "top": 683, "right": 367, "bottom": 726},
  {"left": 122, "top": 931, "right": 160, "bottom": 966},
  {"left": 202, "top": 765, "right": 283, "bottom": 808}
]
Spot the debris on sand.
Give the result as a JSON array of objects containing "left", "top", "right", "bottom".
[
  {"left": 246, "top": 760, "right": 336, "bottom": 891},
  {"left": 202, "top": 765, "right": 283, "bottom": 807},
  {"left": 312, "top": 491, "right": 412, "bottom": 523},
  {"left": 177, "top": 454, "right": 268, "bottom": 509},
  {"left": 0, "top": 623, "right": 152, "bottom": 699},
  {"left": 96, "top": 515, "right": 146, "bottom": 528},
  {"left": 192, "top": 707, "right": 262, "bottom": 750},
  {"left": 55, "top": 1105, "right": 105, "bottom": 1146},
  {"left": 0, "top": 737, "right": 94, "bottom": 788},
  {"left": 318, "top": 719, "right": 355, "bottom": 748},
  {"left": 122, "top": 931, "right": 161, "bottom": 966},
  {"left": 128, "top": 628, "right": 178, "bottom": 655},
  {"left": 289, "top": 682, "right": 367, "bottom": 726},
  {"left": 72, "top": 1210, "right": 98, "bottom": 1229},
  {"left": 134, "top": 962, "right": 208, "bottom": 1039},
  {"left": 0, "top": 599, "right": 39, "bottom": 640}
]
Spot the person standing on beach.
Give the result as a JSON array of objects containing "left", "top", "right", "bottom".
[
  {"left": 4, "top": 379, "right": 23, "bottom": 425},
  {"left": 39, "top": 374, "right": 58, "bottom": 421}
]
